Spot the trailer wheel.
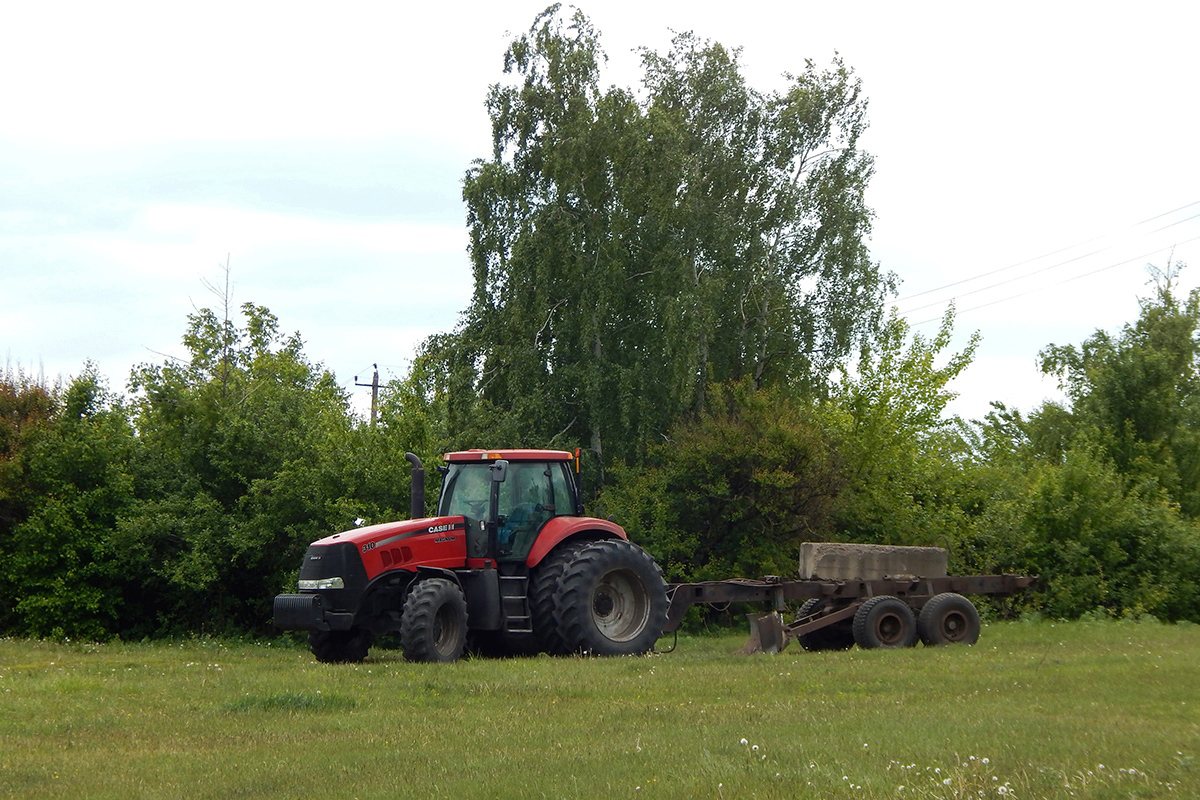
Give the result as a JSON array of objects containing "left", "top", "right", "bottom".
[
  {"left": 795, "top": 599, "right": 855, "bottom": 651},
  {"left": 555, "top": 539, "right": 668, "bottom": 656},
  {"left": 852, "top": 596, "right": 918, "bottom": 649},
  {"left": 917, "top": 592, "right": 981, "bottom": 645},
  {"left": 308, "top": 629, "right": 372, "bottom": 663},
  {"left": 400, "top": 578, "right": 468, "bottom": 662},
  {"left": 530, "top": 540, "right": 587, "bottom": 655}
]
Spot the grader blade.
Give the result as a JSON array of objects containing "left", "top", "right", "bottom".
[{"left": 739, "top": 612, "right": 790, "bottom": 654}]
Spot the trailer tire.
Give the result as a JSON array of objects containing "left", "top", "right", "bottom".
[
  {"left": 400, "top": 578, "right": 468, "bottom": 663},
  {"left": 530, "top": 540, "right": 587, "bottom": 655},
  {"left": 308, "top": 628, "right": 372, "bottom": 663},
  {"left": 555, "top": 539, "right": 668, "bottom": 656},
  {"left": 795, "top": 599, "right": 855, "bottom": 651},
  {"left": 852, "top": 596, "right": 918, "bottom": 649},
  {"left": 917, "top": 592, "right": 981, "bottom": 646}
]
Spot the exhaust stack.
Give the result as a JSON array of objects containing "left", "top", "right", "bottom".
[{"left": 405, "top": 452, "right": 425, "bottom": 519}]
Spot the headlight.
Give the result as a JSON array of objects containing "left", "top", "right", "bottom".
[{"left": 298, "top": 577, "right": 345, "bottom": 590}]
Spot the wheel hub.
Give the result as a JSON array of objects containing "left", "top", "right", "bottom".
[
  {"left": 589, "top": 569, "right": 650, "bottom": 642},
  {"left": 593, "top": 592, "right": 615, "bottom": 617}
]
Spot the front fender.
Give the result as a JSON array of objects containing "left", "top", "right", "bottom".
[{"left": 414, "top": 565, "right": 461, "bottom": 587}]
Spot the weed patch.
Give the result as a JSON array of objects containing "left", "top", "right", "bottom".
[{"left": 223, "top": 691, "right": 356, "bottom": 714}]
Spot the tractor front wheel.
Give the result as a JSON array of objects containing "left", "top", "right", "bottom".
[
  {"left": 554, "top": 539, "right": 668, "bottom": 656},
  {"left": 400, "top": 578, "right": 469, "bottom": 662},
  {"left": 308, "top": 628, "right": 372, "bottom": 663}
]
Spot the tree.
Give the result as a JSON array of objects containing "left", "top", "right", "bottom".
[
  {"left": 820, "top": 308, "right": 979, "bottom": 552},
  {"left": 1016, "top": 437, "right": 1200, "bottom": 620},
  {"left": 597, "top": 381, "right": 843, "bottom": 583},
  {"left": 0, "top": 370, "right": 138, "bottom": 639},
  {"left": 438, "top": 5, "right": 891, "bottom": 474},
  {"left": 0, "top": 366, "right": 56, "bottom": 537},
  {"left": 1039, "top": 263, "right": 1200, "bottom": 515},
  {"left": 119, "top": 303, "right": 374, "bottom": 635},
  {"left": 965, "top": 263, "right": 1200, "bottom": 621}
]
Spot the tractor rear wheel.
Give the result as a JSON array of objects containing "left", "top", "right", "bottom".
[
  {"left": 917, "top": 592, "right": 981, "bottom": 645},
  {"left": 530, "top": 540, "right": 587, "bottom": 655},
  {"left": 400, "top": 577, "right": 468, "bottom": 662},
  {"left": 852, "top": 595, "right": 918, "bottom": 649},
  {"left": 308, "top": 628, "right": 372, "bottom": 663},
  {"left": 554, "top": 539, "right": 668, "bottom": 656}
]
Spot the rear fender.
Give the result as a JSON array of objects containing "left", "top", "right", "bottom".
[{"left": 526, "top": 517, "right": 627, "bottom": 568}]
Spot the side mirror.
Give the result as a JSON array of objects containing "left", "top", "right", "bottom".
[{"left": 485, "top": 460, "right": 509, "bottom": 560}]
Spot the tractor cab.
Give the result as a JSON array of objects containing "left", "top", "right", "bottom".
[{"left": 438, "top": 450, "right": 581, "bottom": 562}]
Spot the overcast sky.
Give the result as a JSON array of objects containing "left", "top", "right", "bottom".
[{"left": 3, "top": 1, "right": 1199, "bottom": 422}]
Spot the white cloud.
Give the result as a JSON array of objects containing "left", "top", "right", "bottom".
[{"left": 2, "top": 0, "right": 1199, "bottom": 419}]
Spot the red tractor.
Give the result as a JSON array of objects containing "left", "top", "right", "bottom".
[{"left": 273, "top": 449, "right": 668, "bottom": 662}]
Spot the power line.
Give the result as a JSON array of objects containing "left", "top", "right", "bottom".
[
  {"left": 900, "top": 242, "right": 1111, "bottom": 316},
  {"left": 896, "top": 199, "right": 1200, "bottom": 305},
  {"left": 911, "top": 233, "right": 1200, "bottom": 327}
]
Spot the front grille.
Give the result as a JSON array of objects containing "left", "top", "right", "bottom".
[{"left": 298, "top": 541, "right": 369, "bottom": 611}]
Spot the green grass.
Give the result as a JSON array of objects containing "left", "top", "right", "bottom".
[{"left": 0, "top": 619, "right": 1196, "bottom": 799}]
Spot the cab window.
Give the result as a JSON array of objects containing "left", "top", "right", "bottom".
[
  {"left": 548, "top": 461, "right": 577, "bottom": 515},
  {"left": 438, "top": 464, "right": 490, "bottom": 519},
  {"left": 498, "top": 461, "right": 581, "bottom": 559}
]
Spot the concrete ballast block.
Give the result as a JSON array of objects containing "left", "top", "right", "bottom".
[{"left": 799, "top": 542, "right": 948, "bottom": 581}]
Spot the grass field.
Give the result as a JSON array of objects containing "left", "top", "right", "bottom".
[{"left": 0, "top": 618, "right": 1196, "bottom": 799}]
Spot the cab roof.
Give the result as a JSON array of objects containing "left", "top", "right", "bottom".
[{"left": 443, "top": 449, "right": 574, "bottom": 463}]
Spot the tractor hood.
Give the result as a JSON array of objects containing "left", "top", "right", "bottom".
[{"left": 311, "top": 516, "right": 470, "bottom": 580}]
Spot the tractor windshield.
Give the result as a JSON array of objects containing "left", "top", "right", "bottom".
[
  {"left": 438, "top": 460, "right": 578, "bottom": 560},
  {"left": 439, "top": 464, "right": 491, "bottom": 519}
]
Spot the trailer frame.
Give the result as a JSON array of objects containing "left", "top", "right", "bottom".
[{"left": 664, "top": 573, "right": 1036, "bottom": 653}]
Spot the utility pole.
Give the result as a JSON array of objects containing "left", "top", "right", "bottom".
[{"left": 354, "top": 364, "right": 380, "bottom": 426}]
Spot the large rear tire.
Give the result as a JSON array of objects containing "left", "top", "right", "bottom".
[
  {"left": 917, "top": 592, "right": 981, "bottom": 645},
  {"left": 554, "top": 539, "right": 668, "bottom": 656},
  {"left": 852, "top": 595, "right": 918, "bottom": 649},
  {"left": 308, "top": 628, "right": 372, "bottom": 663},
  {"left": 400, "top": 578, "right": 469, "bottom": 663},
  {"left": 530, "top": 540, "right": 587, "bottom": 655}
]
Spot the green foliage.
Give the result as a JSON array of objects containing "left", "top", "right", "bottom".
[
  {"left": 440, "top": 6, "right": 891, "bottom": 473},
  {"left": 0, "top": 370, "right": 137, "bottom": 639},
  {"left": 819, "top": 308, "right": 979, "bottom": 551},
  {"left": 965, "top": 265, "right": 1200, "bottom": 621},
  {"left": 116, "top": 303, "right": 408, "bottom": 636},
  {"left": 598, "top": 381, "right": 842, "bottom": 582},
  {"left": 1016, "top": 437, "right": 1200, "bottom": 621},
  {"left": 0, "top": 366, "right": 56, "bottom": 536},
  {"left": 0, "top": 298, "right": 458, "bottom": 641},
  {"left": 1040, "top": 269, "right": 1200, "bottom": 515}
]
